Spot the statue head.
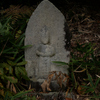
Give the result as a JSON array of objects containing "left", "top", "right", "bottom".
[{"left": 41, "top": 26, "right": 50, "bottom": 44}]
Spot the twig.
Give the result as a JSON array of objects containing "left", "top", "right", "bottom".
[{"left": 74, "top": 64, "right": 81, "bottom": 72}]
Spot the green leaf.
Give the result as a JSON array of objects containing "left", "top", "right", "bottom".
[
  {"left": 6, "top": 56, "right": 15, "bottom": 60},
  {"left": 4, "top": 92, "right": 9, "bottom": 100},
  {"left": 4, "top": 91, "right": 13, "bottom": 100},
  {"left": 11, "top": 90, "right": 33, "bottom": 100},
  {"left": 7, "top": 60, "right": 16, "bottom": 66},
  {"left": 21, "top": 74, "right": 29, "bottom": 80},
  {"left": 21, "top": 45, "right": 32, "bottom": 49},
  {"left": 0, "top": 17, "right": 11, "bottom": 34},
  {"left": 0, "top": 68, "right": 4, "bottom": 75},
  {"left": 17, "top": 61, "right": 27, "bottom": 66},
  {"left": 2, "top": 47, "right": 13, "bottom": 53},
  {"left": 85, "top": 88, "right": 94, "bottom": 93},
  {"left": 17, "top": 67, "right": 26, "bottom": 75},
  {"left": 87, "top": 73, "right": 94, "bottom": 87},
  {"left": 15, "top": 67, "right": 20, "bottom": 78},
  {"left": 15, "top": 55, "right": 24, "bottom": 63},
  {"left": 0, "top": 22, "right": 2, "bottom": 29},
  {"left": 18, "top": 67, "right": 29, "bottom": 80},
  {"left": 52, "top": 61, "right": 68, "bottom": 65},
  {"left": 1, "top": 62, "right": 11, "bottom": 68},
  {"left": 9, "top": 66, "right": 13, "bottom": 74},
  {"left": 91, "top": 95, "right": 100, "bottom": 99},
  {"left": 32, "top": 96, "right": 37, "bottom": 100},
  {"left": 18, "top": 37, "right": 24, "bottom": 47},
  {"left": 15, "top": 33, "right": 25, "bottom": 43},
  {"left": 94, "top": 78, "right": 100, "bottom": 89},
  {"left": 5, "top": 76, "right": 18, "bottom": 83}
]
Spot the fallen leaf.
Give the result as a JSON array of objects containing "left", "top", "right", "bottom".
[
  {"left": 57, "top": 77, "right": 62, "bottom": 88},
  {"left": 74, "top": 68, "right": 86, "bottom": 73},
  {"left": 0, "top": 83, "right": 4, "bottom": 96},
  {"left": 0, "top": 89, "right": 4, "bottom": 97},
  {"left": 63, "top": 77, "right": 67, "bottom": 82},
  {"left": 7, "top": 81, "right": 10, "bottom": 89},
  {"left": 54, "top": 72, "right": 58, "bottom": 80},
  {"left": 41, "top": 79, "right": 51, "bottom": 92},
  {"left": 28, "top": 83, "right": 31, "bottom": 90},
  {"left": 77, "top": 85, "right": 85, "bottom": 95},
  {"left": 96, "top": 74, "right": 100, "bottom": 78},
  {"left": 64, "top": 74, "right": 69, "bottom": 78},
  {"left": 41, "top": 80, "right": 47, "bottom": 92},
  {"left": 48, "top": 73, "right": 54, "bottom": 80},
  {"left": 58, "top": 71, "right": 62, "bottom": 76},
  {"left": 65, "top": 97, "right": 72, "bottom": 100},
  {"left": 47, "top": 82, "right": 51, "bottom": 91},
  {"left": 83, "top": 98, "right": 90, "bottom": 100},
  {"left": 66, "top": 87, "right": 70, "bottom": 96},
  {"left": 10, "top": 83, "right": 16, "bottom": 93}
]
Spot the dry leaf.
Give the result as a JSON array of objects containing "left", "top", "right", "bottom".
[
  {"left": 63, "top": 77, "right": 67, "bottom": 82},
  {"left": 50, "top": 71, "right": 56, "bottom": 74},
  {"left": 66, "top": 87, "right": 70, "bottom": 96},
  {"left": 54, "top": 72, "right": 58, "bottom": 80},
  {"left": 0, "top": 83, "right": 4, "bottom": 96},
  {"left": 60, "top": 74, "right": 63, "bottom": 79},
  {"left": 65, "top": 97, "right": 72, "bottom": 100},
  {"left": 96, "top": 74, "right": 100, "bottom": 78},
  {"left": 66, "top": 78, "right": 69, "bottom": 86},
  {"left": 41, "top": 80, "right": 47, "bottom": 92},
  {"left": 28, "top": 83, "right": 31, "bottom": 90},
  {"left": 7, "top": 81, "right": 10, "bottom": 89},
  {"left": 74, "top": 68, "right": 86, "bottom": 73},
  {"left": 48, "top": 77, "right": 52, "bottom": 84},
  {"left": 76, "top": 95, "right": 80, "bottom": 99},
  {"left": 83, "top": 98, "right": 90, "bottom": 100},
  {"left": 11, "top": 83, "right": 16, "bottom": 93},
  {"left": 47, "top": 82, "right": 51, "bottom": 91},
  {"left": 0, "top": 89, "right": 4, "bottom": 97},
  {"left": 41, "top": 71, "right": 70, "bottom": 92},
  {"left": 48, "top": 73, "right": 54, "bottom": 80},
  {"left": 57, "top": 77, "right": 62, "bottom": 88},
  {"left": 58, "top": 71, "right": 62, "bottom": 76},
  {"left": 77, "top": 85, "right": 85, "bottom": 95},
  {"left": 41, "top": 79, "right": 51, "bottom": 92},
  {"left": 64, "top": 74, "right": 69, "bottom": 79}
]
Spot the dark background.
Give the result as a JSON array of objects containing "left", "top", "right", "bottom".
[{"left": 1, "top": 0, "right": 100, "bottom": 10}]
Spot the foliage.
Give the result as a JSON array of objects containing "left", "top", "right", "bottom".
[
  {"left": 0, "top": 5, "right": 34, "bottom": 41},
  {"left": 53, "top": 42, "right": 100, "bottom": 98},
  {"left": 4, "top": 89, "right": 36, "bottom": 100},
  {"left": 0, "top": 16, "right": 31, "bottom": 99},
  {"left": 0, "top": 5, "right": 34, "bottom": 24}
]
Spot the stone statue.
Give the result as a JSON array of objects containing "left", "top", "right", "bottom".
[
  {"left": 36, "top": 26, "right": 55, "bottom": 79},
  {"left": 25, "top": 0, "right": 70, "bottom": 86}
]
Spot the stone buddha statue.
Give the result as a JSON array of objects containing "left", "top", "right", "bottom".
[
  {"left": 36, "top": 26, "right": 55, "bottom": 80},
  {"left": 36, "top": 26, "right": 55, "bottom": 57}
]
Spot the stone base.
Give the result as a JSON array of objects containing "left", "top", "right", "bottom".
[
  {"left": 26, "top": 80, "right": 66, "bottom": 92},
  {"left": 27, "top": 92, "right": 75, "bottom": 99}
]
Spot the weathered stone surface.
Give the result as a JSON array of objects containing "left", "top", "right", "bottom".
[{"left": 25, "top": 0, "right": 70, "bottom": 84}]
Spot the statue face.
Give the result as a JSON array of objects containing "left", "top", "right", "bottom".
[
  {"left": 41, "top": 26, "right": 50, "bottom": 44},
  {"left": 36, "top": 26, "right": 55, "bottom": 57}
]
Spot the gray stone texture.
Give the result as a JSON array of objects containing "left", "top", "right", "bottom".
[{"left": 25, "top": 0, "right": 70, "bottom": 83}]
